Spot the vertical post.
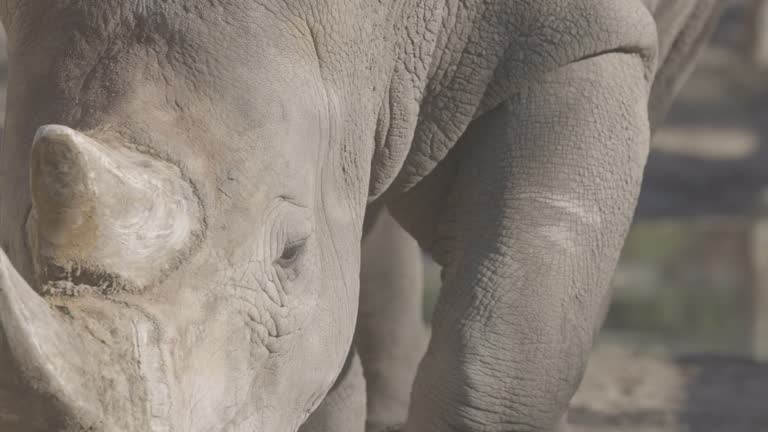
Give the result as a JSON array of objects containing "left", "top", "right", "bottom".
[
  {"left": 750, "top": 190, "right": 768, "bottom": 362},
  {"left": 750, "top": 0, "right": 768, "bottom": 70}
]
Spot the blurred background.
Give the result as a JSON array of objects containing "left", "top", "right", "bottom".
[{"left": 1, "top": 1, "right": 767, "bottom": 430}]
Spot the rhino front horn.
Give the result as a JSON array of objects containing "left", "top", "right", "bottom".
[
  {"left": 0, "top": 247, "right": 103, "bottom": 426},
  {"left": 28, "top": 125, "right": 202, "bottom": 293}
]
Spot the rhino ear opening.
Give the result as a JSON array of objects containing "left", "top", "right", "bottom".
[{"left": 0, "top": 247, "right": 103, "bottom": 426}]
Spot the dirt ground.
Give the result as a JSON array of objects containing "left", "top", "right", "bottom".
[{"left": 571, "top": 338, "right": 768, "bottom": 432}]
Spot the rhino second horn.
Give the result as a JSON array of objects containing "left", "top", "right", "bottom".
[
  {"left": 29, "top": 125, "right": 202, "bottom": 290},
  {"left": 0, "top": 248, "right": 103, "bottom": 425}
]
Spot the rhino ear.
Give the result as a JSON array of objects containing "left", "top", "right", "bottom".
[{"left": 0, "top": 248, "right": 103, "bottom": 426}]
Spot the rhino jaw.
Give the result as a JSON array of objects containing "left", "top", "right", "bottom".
[{"left": 28, "top": 124, "right": 203, "bottom": 294}]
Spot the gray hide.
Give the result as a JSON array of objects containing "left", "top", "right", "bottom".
[{"left": 0, "top": 1, "right": 722, "bottom": 431}]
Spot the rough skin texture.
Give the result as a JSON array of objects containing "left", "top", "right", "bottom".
[{"left": 0, "top": 0, "right": 723, "bottom": 431}]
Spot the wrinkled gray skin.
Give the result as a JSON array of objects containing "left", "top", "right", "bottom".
[{"left": 0, "top": 1, "right": 722, "bottom": 431}]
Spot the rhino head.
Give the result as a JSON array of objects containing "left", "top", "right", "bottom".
[{"left": 0, "top": 1, "right": 369, "bottom": 431}]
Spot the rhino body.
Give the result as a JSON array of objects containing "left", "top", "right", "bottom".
[{"left": 0, "top": 1, "right": 722, "bottom": 431}]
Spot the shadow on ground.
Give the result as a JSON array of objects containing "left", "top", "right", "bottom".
[{"left": 680, "top": 354, "right": 768, "bottom": 431}]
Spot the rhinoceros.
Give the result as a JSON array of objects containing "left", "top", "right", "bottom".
[{"left": 0, "top": 0, "right": 722, "bottom": 431}]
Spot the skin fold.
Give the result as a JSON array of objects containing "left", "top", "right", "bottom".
[{"left": 0, "top": 0, "right": 723, "bottom": 431}]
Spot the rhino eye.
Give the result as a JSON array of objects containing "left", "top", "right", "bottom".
[{"left": 277, "top": 239, "right": 306, "bottom": 267}]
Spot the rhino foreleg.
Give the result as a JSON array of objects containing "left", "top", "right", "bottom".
[
  {"left": 399, "top": 52, "right": 651, "bottom": 432},
  {"left": 356, "top": 207, "right": 429, "bottom": 432}
]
